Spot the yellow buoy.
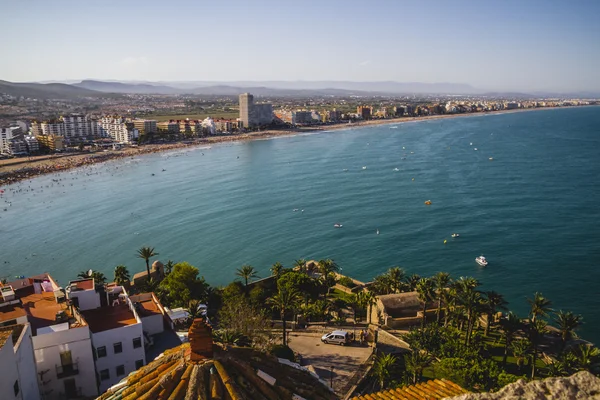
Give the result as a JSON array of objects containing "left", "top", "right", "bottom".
[
  {"left": 444, "top": 240, "right": 447, "bottom": 244},
  {"left": 412, "top": 178, "right": 415, "bottom": 181}
]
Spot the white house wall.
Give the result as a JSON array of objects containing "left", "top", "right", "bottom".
[
  {"left": 0, "top": 336, "right": 22, "bottom": 400},
  {"left": 14, "top": 324, "right": 40, "bottom": 400}
]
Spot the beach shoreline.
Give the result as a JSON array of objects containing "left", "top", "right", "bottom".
[{"left": 0, "top": 105, "right": 593, "bottom": 187}]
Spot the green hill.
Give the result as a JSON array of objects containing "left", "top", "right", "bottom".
[{"left": 0, "top": 80, "right": 120, "bottom": 100}]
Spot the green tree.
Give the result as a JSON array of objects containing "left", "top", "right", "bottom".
[
  {"left": 267, "top": 286, "right": 302, "bottom": 345},
  {"left": 404, "top": 350, "right": 432, "bottom": 384},
  {"left": 387, "top": 266, "right": 406, "bottom": 293},
  {"left": 114, "top": 265, "right": 130, "bottom": 286},
  {"left": 158, "top": 262, "right": 209, "bottom": 307},
  {"left": 357, "top": 290, "right": 376, "bottom": 324},
  {"left": 371, "top": 273, "right": 393, "bottom": 295},
  {"left": 164, "top": 260, "right": 175, "bottom": 275},
  {"left": 416, "top": 278, "right": 436, "bottom": 328},
  {"left": 217, "top": 295, "right": 271, "bottom": 350},
  {"left": 573, "top": 344, "right": 600, "bottom": 374},
  {"left": 236, "top": 264, "right": 259, "bottom": 287},
  {"left": 372, "top": 353, "right": 398, "bottom": 389},
  {"left": 77, "top": 270, "right": 106, "bottom": 286},
  {"left": 294, "top": 259, "right": 306, "bottom": 272},
  {"left": 270, "top": 262, "right": 284, "bottom": 278},
  {"left": 499, "top": 312, "right": 522, "bottom": 366},
  {"left": 137, "top": 246, "right": 159, "bottom": 277},
  {"left": 405, "top": 274, "right": 421, "bottom": 292},
  {"left": 317, "top": 259, "right": 339, "bottom": 297},
  {"left": 434, "top": 272, "right": 451, "bottom": 325},
  {"left": 511, "top": 338, "right": 531, "bottom": 371},
  {"left": 527, "top": 292, "right": 552, "bottom": 324},
  {"left": 454, "top": 277, "right": 481, "bottom": 345},
  {"left": 527, "top": 319, "right": 548, "bottom": 379},
  {"left": 483, "top": 291, "right": 508, "bottom": 336},
  {"left": 554, "top": 310, "right": 583, "bottom": 349}
]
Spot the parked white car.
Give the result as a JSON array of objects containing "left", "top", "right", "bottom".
[{"left": 321, "top": 330, "right": 351, "bottom": 346}]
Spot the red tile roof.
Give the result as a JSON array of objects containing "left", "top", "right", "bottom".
[{"left": 81, "top": 303, "right": 137, "bottom": 333}]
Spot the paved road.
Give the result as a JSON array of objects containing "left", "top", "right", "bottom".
[{"left": 287, "top": 333, "right": 373, "bottom": 393}]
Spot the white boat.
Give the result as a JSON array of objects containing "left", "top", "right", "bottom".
[
  {"left": 474, "top": 148, "right": 478, "bottom": 151},
  {"left": 376, "top": 229, "right": 380, "bottom": 235},
  {"left": 475, "top": 256, "right": 488, "bottom": 266},
  {"left": 362, "top": 166, "right": 367, "bottom": 170},
  {"left": 393, "top": 168, "right": 399, "bottom": 171},
  {"left": 293, "top": 209, "right": 299, "bottom": 212},
  {"left": 451, "top": 233, "right": 460, "bottom": 238},
  {"left": 334, "top": 223, "right": 343, "bottom": 228}
]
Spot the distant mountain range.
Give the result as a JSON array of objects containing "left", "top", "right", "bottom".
[
  {"left": 2, "top": 79, "right": 598, "bottom": 99},
  {"left": 0, "top": 80, "right": 120, "bottom": 100}
]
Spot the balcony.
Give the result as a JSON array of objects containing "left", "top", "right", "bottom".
[{"left": 56, "top": 362, "right": 79, "bottom": 379}]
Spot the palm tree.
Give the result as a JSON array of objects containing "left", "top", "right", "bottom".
[
  {"left": 554, "top": 310, "right": 583, "bottom": 349},
  {"left": 528, "top": 319, "right": 548, "bottom": 379},
  {"left": 371, "top": 274, "right": 393, "bottom": 295},
  {"left": 164, "top": 260, "right": 175, "bottom": 275},
  {"left": 78, "top": 270, "right": 106, "bottom": 286},
  {"left": 483, "top": 291, "right": 508, "bottom": 336},
  {"left": 318, "top": 259, "right": 339, "bottom": 297},
  {"left": 405, "top": 274, "right": 421, "bottom": 292},
  {"left": 500, "top": 312, "right": 522, "bottom": 366},
  {"left": 114, "top": 265, "right": 130, "bottom": 286},
  {"left": 271, "top": 262, "right": 284, "bottom": 278},
  {"left": 137, "top": 246, "right": 159, "bottom": 277},
  {"left": 511, "top": 338, "right": 531, "bottom": 371},
  {"left": 236, "top": 264, "right": 259, "bottom": 287},
  {"left": 416, "top": 278, "right": 435, "bottom": 328},
  {"left": 433, "top": 272, "right": 451, "bottom": 325},
  {"left": 573, "top": 344, "right": 600, "bottom": 373},
  {"left": 527, "top": 292, "right": 552, "bottom": 324},
  {"left": 357, "top": 290, "right": 376, "bottom": 324},
  {"left": 294, "top": 259, "right": 306, "bottom": 273},
  {"left": 267, "top": 286, "right": 302, "bottom": 345},
  {"left": 187, "top": 299, "right": 205, "bottom": 324},
  {"left": 404, "top": 350, "right": 432, "bottom": 384},
  {"left": 372, "top": 353, "right": 398, "bottom": 389},
  {"left": 387, "top": 267, "right": 405, "bottom": 293},
  {"left": 142, "top": 277, "right": 161, "bottom": 293},
  {"left": 454, "top": 277, "right": 481, "bottom": 345}
]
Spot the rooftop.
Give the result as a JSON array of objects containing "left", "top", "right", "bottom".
[
  {"left": 378, "top": 292, "right": 426, "bottom": 318},
  {"left": 351, "top": 379, "right": 469, "bottom": 400},
  {"left": 81, "top": 303, "right": 138, "bottom": 333},
  {"left": 98, "top": 319, "right": 336, "bottom": 400},
  {"left": 19, "top": 286, "right": 71, "bottom": 334},
  {"left": 0, "top": 300, "right": 27, "bottom": 323},
  {"left": 69, "top": 278, "right": 94, "bottom": 291}
]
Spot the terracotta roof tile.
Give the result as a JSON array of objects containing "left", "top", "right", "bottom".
[{"left": 352, "top": 379, "right": 469, "bottom": 400}]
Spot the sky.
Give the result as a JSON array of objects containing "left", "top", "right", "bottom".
[{"left": 1, "top": 0, "right": 600, "bottom": 92}]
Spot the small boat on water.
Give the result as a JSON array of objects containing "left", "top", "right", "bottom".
[
  {"left": 362, "top": 166, "right": 367, "bottom": 170},
  {"left": 393, "top": 168, "right": 399, "bottom": 171},
  {"left": 376, "top": 229, "right": 379, "bottom": 235},
  {"left": 474, "top": 148, "right": 478, "bottom": 151},
  {"left": 452, "top": 233, "right": 460, "bottom": 238},
  {"left": 489, "top": 157, "right": 494, "bottom": 161},
  {"left": 424, "top": 200, "right": 432, "bottom": 205},
  {"left": 475, "top": 256, "right": 488, "bottom": 266},
  {"left": 334, "top": 223, "right": 343, "bottom": 228},
  {"left": 293, "top": 209, "right": 299, "bottom": 212}
]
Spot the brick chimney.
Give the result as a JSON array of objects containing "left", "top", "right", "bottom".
[{"left": 188, "top": 318, "right": 213, "bottom": 362}]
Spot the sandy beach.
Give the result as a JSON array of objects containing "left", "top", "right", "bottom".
[{"left": 0, "top": 106, "right": 587, "bottom": 187}]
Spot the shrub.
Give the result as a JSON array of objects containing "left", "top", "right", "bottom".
[
  {"left": 270, "top": 345, "right": 295, "bottom": 362},
  {"left": 339, "top": 276, "right": 356, "bottom": 288}
]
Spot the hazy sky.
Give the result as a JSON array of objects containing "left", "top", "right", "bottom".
[{"left": 2, "top": 0, "right": 599, "bottom": 92}]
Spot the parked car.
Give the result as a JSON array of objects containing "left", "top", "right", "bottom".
[{"left": 321, "top": 330, "right": 351, "bottom": 346}]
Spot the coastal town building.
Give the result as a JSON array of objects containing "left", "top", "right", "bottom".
[
  {"left": 239, "top": 93, "right": 273, "bottom": 128},
  {"left": 0, "top": 274, "right": 153, "bottom": 399},
  {"left": 0, "top": 126, "right": 24, "bottom": 154},
  {"left": 0, "top": 324, "right": 40, "bottom": 400},
  {"left": 357, "top": 105, "right": 372, "bottom": 120},
  {"left": 24, "top": 135, "right": 40, "bottom": 153},
  {"left": 157, "top": 120, "right": 180, "bottom": 134},
  {"left": 36, "top": 134, "right": 64, "bottom": 152},
  {"left": 371, "top": 291, "right": 437, "bottom": 329},
  {"left": 132, "top": 119, "right": 157, "bottom": 135},
  {"left": 100, "top": 117, "right": 139, "bottom": 143}
]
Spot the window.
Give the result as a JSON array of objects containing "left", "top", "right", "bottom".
[
  {"left": 135, "top": 359, "right": 144, "bottom": 370},
  {"left": 113, "top": 342, "right": 122, "bottom": 354},
  {"left": 13, "top": 380, "right": 19, "bottom": 396},
  {"left": 116, "top": 365, "right": 125, "bottom": 376},
  {"left": 99, "top": 369, "right": 110, "bottom": 381},
  {"left": 133, "top": 337, "right": 142, "bottom": 349},
  {"left": 96, "top": 346, "right": 107, "bottom": 358}
]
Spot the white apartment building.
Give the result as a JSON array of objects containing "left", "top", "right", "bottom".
[
  {"left": 24, "top": 135, "right": 40, "bottom": 153},
  {"left": 0, "top": 126, "right": 23, "bottom": 154},
  {"left": 0, "top": 323, "right": 40, "bottom": 400},
  {"left": 68, "top": 280, "right": 146, "bottom": 393},
  {"left": 0, "top": 274, "right": 149, "bottom": 399},
  {"left": 100, "top": 117, "right": 139, "bottom": 143}
]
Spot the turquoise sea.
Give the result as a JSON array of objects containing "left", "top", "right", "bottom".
[{"left": 2, "top": 106, "right": 599, "bottom": 342}]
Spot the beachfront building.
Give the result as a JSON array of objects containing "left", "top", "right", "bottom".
[
  {"left": 133, "top": 119, "right": 157, "bottom": 135},
  {"left": 323, "top": 109, "right": 343, "bottom": 122},
  {"left": 239, "top": 93, "right": 273, "bottom": 128},
  {"left": 357, "top": 105, "right": 372, "bottom": 120},
  {"left": 0, "top": 126, "right": 23, "bottom": 154},
  {"left": 100, "top": 117, "right": 139, "bottom": 143},
  {"left": 24, "top": 135, "right": 40, "bottom": 154},
  {"left": 36, "top": 135, "right": 65, "bottom": 152},
  {"left": 157, "top": 121, "right": 180, "bottom": 134}
]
